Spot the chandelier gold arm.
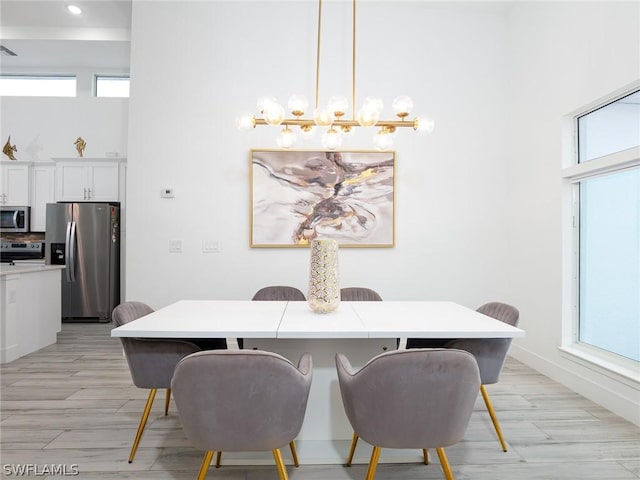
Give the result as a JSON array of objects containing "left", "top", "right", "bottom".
[{"left": 253, "top": 118, "right": 419, "bottom": 130}]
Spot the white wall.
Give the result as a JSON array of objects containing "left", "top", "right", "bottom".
[
  {"left": 126, "top": 1, "right": 639, "bottom": 425},
  {"left": 126, "top": 1, "right": 510, "bottom": 307},
  {"left": 0, "top": 94, "right": 128, "bottom": 161},
  {"left": 504, "top": 2, "right": 640, "bottom": 424}
]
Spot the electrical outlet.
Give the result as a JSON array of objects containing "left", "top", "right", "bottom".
[
  {"left": 202, "top": 240, "right": 219, "bottom": 253},
  {"left": 169, "top": 240, "right": 182, "bottom": 253}
]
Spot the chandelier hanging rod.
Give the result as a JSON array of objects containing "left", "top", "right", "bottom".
[
  {"left": 351, "top": 0, "right": 356, "bottom": 121},
  {"left": 315, "top": 0, "right": 322, "bottom": 110}
]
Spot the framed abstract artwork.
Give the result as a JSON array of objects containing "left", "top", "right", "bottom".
[{"left": 250, "top": 149, "right": 395, "bottom": 247}]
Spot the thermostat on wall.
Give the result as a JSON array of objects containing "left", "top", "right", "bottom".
[{"left": 161, "top": 188, "right": 174, "bottom": 198}]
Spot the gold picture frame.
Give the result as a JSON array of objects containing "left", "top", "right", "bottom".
[{"left": 250, "top": 149, "right": 395, "bottom": 248}]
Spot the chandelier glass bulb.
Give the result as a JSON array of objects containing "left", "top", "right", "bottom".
[
  {"left": 362, "top": 96, "right": 384, "bottom": 113},
  {"left": 277, "top": 126, "right": 297, "bottom": 149},
  {"left": 392, "top": 95, "right": 414, "bottom": 118},
  {"left": 328, "top": 96, "right": 349, "bottom": 117},
  {"left": 321, "top": 127, "right": 342, "bottom": 150},
  {"left": 300, "top": 124, "right": 315, "bottom": 139},
  {"left": 340, "top": 125, "right": 354, "bottom": 135},
  {"left": 257, "top": 96, "right": 278, "bottom": 114},
  {"left": 288, "top": 95, "right": 309, "bottom": 117},
  {"left": 373, "top": 129, "right": 394, "bottom": 150},
  {"left": 263, "top": 102, "right": 285, "bottom": 126},
  {"left": 357, "top": 106, "right": 379, "bottom": 127},
  {"left": 314, "top": 106, "right": 334, "bottom": 127},
  {"left": 414, "top": 115, "right": 435, "bottom": 134},
  {"left": 236, "top": 114, "right": 255, "bottom": 130}
]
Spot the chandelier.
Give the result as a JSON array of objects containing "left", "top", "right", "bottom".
[{"left": 236, "top": 0, "right": 434, "bottom": 151}]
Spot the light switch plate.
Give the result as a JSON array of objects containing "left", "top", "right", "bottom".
[{"left": 202, "top": 240, "right": 219, "bottom": 253}]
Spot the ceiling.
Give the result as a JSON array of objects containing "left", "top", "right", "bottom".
[
  {"left": 0, "top": 0, "right": 132, "bottom": 71},
  {"left": 0, "top": 1, "right": 513, "bottom": 73}
]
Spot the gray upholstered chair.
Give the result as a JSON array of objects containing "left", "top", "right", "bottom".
[
  {"left": 340, "top": 287, "right": 382, "bottom": 302},
  {"left": 338, "top": 286, "right": 383, "bottom": 466},
  {"left": 112, "top": 301, "right": 201, "bottom": 463},
  {"left": 336, "top": 349, "right": 480, "bottom": 480},
  {"left": 171, "top": 350, "right": 313, "bottom": 480},
  {"left": 252, "top": 285, "right": 306, "bottom": 301},
  {"left": 443, "top": 302, "right": 520, "bottom": 452}
]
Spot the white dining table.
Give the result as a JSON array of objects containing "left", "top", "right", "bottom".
[
  {"left": 110, "top": 299, "right": 524, "bottom": 339},
  {"left": 111, "top": 300, "right": 525, "bottom": 465}
]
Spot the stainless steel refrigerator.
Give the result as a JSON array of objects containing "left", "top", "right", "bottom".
[{"left": 45, "top": 202, "right": 120, "bottom": 322}]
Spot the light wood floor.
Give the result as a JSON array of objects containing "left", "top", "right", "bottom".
[{"left": 1, "top": 323, "right": 639, "bottom": 480}]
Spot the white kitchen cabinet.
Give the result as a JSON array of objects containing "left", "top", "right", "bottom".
[
  {"left": 0, "top": 162, "right": 31, "bottom": 206},
  {"left": 30, "top": 162, "right": 56, "bottom": 232},
  {"left": 54, "top": 158, "right": 123, "bottom": 202}
]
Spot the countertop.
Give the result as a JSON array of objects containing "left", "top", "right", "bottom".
[{"left": 0, "top": 264, "right": 65, "bottom": 276}]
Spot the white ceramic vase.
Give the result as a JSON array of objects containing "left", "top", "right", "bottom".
[{"left": 308, "top": 239, "right": 340, "bottom": 313}]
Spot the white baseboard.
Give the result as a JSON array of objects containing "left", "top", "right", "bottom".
[{"left": 509, "top": 344, "right": 640, "bottom": 427}]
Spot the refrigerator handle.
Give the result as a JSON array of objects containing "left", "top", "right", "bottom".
[
  {"left": 69, "top": 221, "right": 77, "bottom": 282},
  {"left": 65, "top": 222, "right": 72, "bottom": 282}
]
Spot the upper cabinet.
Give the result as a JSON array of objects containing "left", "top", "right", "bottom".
[
  {"left": 54, "top": 158, "right": 125, "bottom": 202},
  {"left": 0, "top": 159, "right": 126, "bottom": 231},
  {"left": 0, "top": 162, "right": 31, "bottom": 206},
  {"left": 30, "top": 162, "right": 56, "bottom": 232}
]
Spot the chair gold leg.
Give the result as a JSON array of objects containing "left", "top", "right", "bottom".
[
  {"left": 128, "top": 388, "right": 156, "bottom": 463},
  {"left": 365, "top": 446, "right": 381, "bottom": 480},
  {"left": 436, "top": 447, "right": 454, "bottom": 480},
  {"left": 289, "top": 441, "right": 300, "bottom": 467},
  {"left": 346, "top": 432, "right": 359, "bottom": 466},
  {"left": 197, "top": 451, "right": 214, "bottom": 480},
  {"left": 272, "top": 448, "right": 289, "bottom": 480},
  {"left": 422, "top": 448, "right": 429, "bottom": 465},
  {"left": 480, "top": 384, "right": 507, "bottom": 452},
  {"left": 215, "top": 451, "right": 222, "bottom": 468},
  {"left": 164, "top": 388, "right": 171, "bottom": 416}
]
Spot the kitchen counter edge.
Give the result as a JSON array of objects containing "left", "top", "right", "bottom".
[{"left": 0, "top": 265, "right": 65, "bottom": 276}]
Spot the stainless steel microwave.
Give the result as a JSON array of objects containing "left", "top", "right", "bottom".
[{"left": 0, "top": 206, "right": 30, "bottom": 232}]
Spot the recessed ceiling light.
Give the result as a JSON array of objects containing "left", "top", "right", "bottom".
[{"left": 67, "top": 4, "right": 82, "bottom": 15}]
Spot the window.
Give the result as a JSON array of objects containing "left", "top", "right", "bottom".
[
  {"left": 0, "top": 75, "right": 76, "bottom": 97},
  {"left": 579, "top": 168, "right": 640, "bottom": 361},
  {"left": 568, "top": 88, "right": 640, "bottom": 366},
  {"left": 95, "top": 75, "right": 129, "bottom": 97},
  {"left": 578, "top": 91, "right": 640, "bottom": 163}
]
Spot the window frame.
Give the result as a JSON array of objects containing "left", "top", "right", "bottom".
[
  {"left": 561, "top": 83, "right": 640, "bottom": 384},
  {"left": 94, "top": 74, "right": 130, "bottom": 98},
  {"left": 577, "top": 90, "right": 640, "bottom": 164},
  {"left": 0, "top": 74, "right": 77, "bottom": 97}
]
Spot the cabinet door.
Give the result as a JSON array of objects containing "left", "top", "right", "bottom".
[
  {"left": 30, "top": 165, "right": 55, "bottom": 232},
  {"left": 56, "top": 163, "right": 89, "bottom": 201},
  {"left": 88, "top": 163, "right": 119, "bottom": 201},
  {"left": 1, "top": 164, "right": 30, "bottom": 205}
]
